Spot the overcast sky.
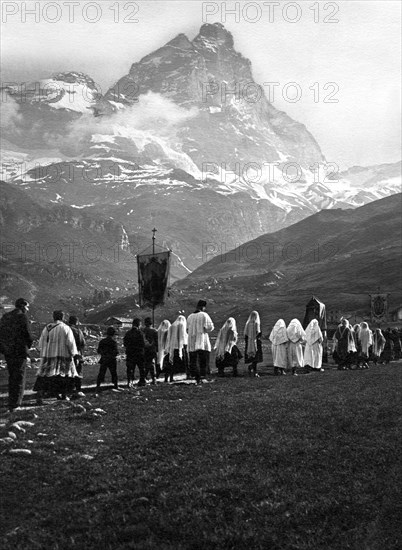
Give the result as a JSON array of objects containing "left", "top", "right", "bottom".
[{"left": 1, "top": 0, "right": 401, "bottom": 169}]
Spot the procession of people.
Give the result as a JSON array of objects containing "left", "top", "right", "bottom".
[{"left": 0, "top": 297, "right": 401, "bottom": 411}]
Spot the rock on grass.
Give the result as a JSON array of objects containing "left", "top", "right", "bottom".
[{"left": 9, "top": 449, "right": 32, "bottom": 456}]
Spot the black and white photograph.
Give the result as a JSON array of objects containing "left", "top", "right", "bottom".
[{"left": 0, "top": 0, "right": 401, "bottom": 548}]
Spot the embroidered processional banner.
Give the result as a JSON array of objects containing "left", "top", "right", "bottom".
[
  {"left": 370, "top": 293, "right": 388, "bottom": 323},
  {"left": 137, "top": 250, "right": 170, "bottom": 307}
]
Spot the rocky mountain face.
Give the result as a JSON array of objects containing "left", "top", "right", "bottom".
[
  {"left": 105, "top": 23, "right": 324, "bottom": 170},
  {"left": 1, "top": 23, "right": 400, "bottom": 307},
  {"left": 0, "top": 181, "right": 138, "bottom": 320}
]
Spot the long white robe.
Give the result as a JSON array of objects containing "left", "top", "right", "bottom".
[
  {"left": 287, "top": 342, "right": 304, "bottom": 368},
  {"left": 287, "top": 319, "right": 306, "bottom": 368},
  {"left": 157, "top": 320, "right": 171, "bottom": 366},
  {"left": 37, "top": 320, "right": 78, "bottom": 377},
  {"left": 304, "top": 319, "right": 323, "bottom": 370},
  {"left": 167, "top": 316, "right": 188, "bottom": 363},
  {"left": 270, "top": 319, "right": 289, "bottom": 369},
  {"left": 359, "top": 325, "right": 373, "bottom": 356},
  {"left": 271, "top": 343, "right": 289, "bottom": 369}
]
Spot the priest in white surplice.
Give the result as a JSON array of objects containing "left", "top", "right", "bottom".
[{"left": 187, "top": 300, "right": 214, "bottom": 384}]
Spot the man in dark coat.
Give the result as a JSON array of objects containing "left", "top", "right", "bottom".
[
  {"left": 142, "top": 317, "right": 158, "bottom": 384},
  {"left": 123, "top": 318, "right": 146, "bottom": 387},
  {"left": 96, "top": 326, "right": 119, "bottom": 391},
  {"left": 0, "top": 298, "right": 33, "bottom": 411}
]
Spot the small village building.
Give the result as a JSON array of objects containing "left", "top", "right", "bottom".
[
  {"left": 105, "top": 317, "right": 132, "bottom": 329},
  {"left": 391, "top": 306, "right": 402, "bottom": 322}
]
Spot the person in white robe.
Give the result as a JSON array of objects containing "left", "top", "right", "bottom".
[
  {"left": 372, "top": 328, "right": 386, "bottom": 365},
  {"left": 34, "top": 310, "right": 78, "bottom": 402},
  {"left": 304, "top": 319, "right": 324, "bottom": 371},
  {"left": 286, "top": 318, "right": 306, "bottom": 375},
  {"left": 166, "top": 315, "right": 188, "bottom": 382},
  {"left": 269, "top": 319, "right": 289, "bottom": 375},
  {"left": 358, "top": 321, "right": 372, "bottom": 369},
  {"left": 187, "top": 300, "right": 214, "bottom": 384},
  {"left": 156, "top": 320, "right": 171, "bottom": 377}
]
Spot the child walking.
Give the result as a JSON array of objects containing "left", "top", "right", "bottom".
[{"left": 96, "top": 327, "right": 119, "bottom": 392}]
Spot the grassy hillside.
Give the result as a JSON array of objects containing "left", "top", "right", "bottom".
[{"left": 1, "top": 364, "right": 401, "bottom": 549}]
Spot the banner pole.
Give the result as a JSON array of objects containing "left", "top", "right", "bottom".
[{"left": 151, "top": 228, "right": 157, "bottom": 326}]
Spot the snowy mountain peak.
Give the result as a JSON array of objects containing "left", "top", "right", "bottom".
[
  {"left": 194, "top": 22, "right": 235, "bottom": 49},
  {"left": 2, "top": 72, "right": 101, "bottom": 113}
]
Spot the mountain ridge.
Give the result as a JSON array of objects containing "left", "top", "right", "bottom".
[{"left": 1, "top": 23, "right": 400, "bottom": 288}]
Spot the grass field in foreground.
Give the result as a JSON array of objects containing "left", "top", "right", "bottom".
[{"left": 0, "top": 365, "right": 401, "bottom": 550}]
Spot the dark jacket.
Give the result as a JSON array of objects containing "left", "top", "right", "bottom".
[
  {"left": 70, "top": 325, "right": 86, "bottom": 354},
  {"left": 216, "top": 345, "right": 243, "bottom": 369},
  {"left": 123, "top": 327, "right": 145, "bottom": 356},
  {"left": 0, "top": 309, "right": 33, "bottom": 358},
  {"left": 97, "top": 336, "right": 118, "bottom": 364},
  {"left": 244, "top": 333, "right": 263, "bottom": 364},
  {"left": 142, "top": 326, "right": 158, "bottom": 360}
]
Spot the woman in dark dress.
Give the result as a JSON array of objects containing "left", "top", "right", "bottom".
[
  {"left": 381, "top": 328, "right": 394, "bottom": 364},
  {"left": 214, "top": 317, "right": 242, "bottom": 377},
  {"left": 165, "top": 315, "right": 188, "bottom": 383},
  {"left": 244, "top": 311, "right": 263, "bottom": 377},
  {"left": 334, "top": 319, "right": 356, "bottom": 370}
]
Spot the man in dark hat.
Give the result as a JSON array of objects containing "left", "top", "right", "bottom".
[
  {"left": 123, "top": 318, "right": 146, "bottom": 387},
  {"left": 187, "top": 299, "right": 214, "bottom": 384},
  {"left": 0, "top": 298, "right": 33, "bottom": 411}
]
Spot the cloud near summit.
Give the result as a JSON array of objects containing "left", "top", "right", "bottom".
[{"left": 55, "top": 92, "right": 199, "bottom": 155}]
